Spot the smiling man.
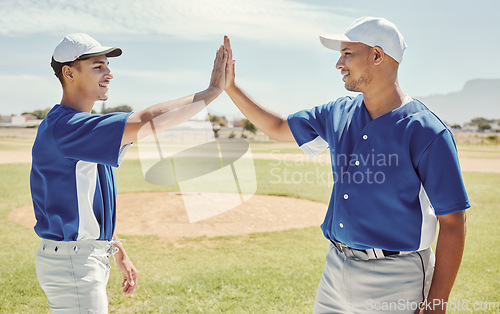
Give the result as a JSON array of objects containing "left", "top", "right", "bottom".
[
  {"left": 223, "top": 17, "right": 469, "bottom": 313},
  {"left": 31, "top": 33, "right": 227, "bottom": 312}
]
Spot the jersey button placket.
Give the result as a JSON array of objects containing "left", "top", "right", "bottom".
[{"left": 340, "top": 192, "right": 348, "bottom": 230}]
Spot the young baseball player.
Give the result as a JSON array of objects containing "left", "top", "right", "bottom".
[
  {"left": 222, "top": 17, "right": 469, "bottom": 313},
  {"left": 30, "top": 33, "right": 227, "bottom": 312}
]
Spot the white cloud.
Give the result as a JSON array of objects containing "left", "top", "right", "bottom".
[
  {"left": 0, "top": 0, "right": 352, "bottom": 44},
  {"left": 0, "top": 0, "right": 355, "bottom": 115}
]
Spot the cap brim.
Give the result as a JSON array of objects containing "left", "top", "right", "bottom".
[
  {"left": 51, "top": 47, "right": 122, "bottom": 75},
  {"left": 319, "top": 34, "right": 353, "bottom": 51},
  {"left": 80, "top": 47, "right": 122, "bottom": 59}
]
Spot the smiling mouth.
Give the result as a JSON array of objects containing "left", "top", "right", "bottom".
[{"left": 99, "top": 81, "right": 110, "bottom": 88}]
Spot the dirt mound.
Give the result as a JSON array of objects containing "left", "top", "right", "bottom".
[{"left": 9, "top": 193, "right": 327, "bottom": 240}]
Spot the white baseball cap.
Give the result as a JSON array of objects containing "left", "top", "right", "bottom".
[
  {"left": 51, "top": 33, "right": 122, "bottom": 74},
  {"left": 319, "top": 17, "right": 407, "bottom": 63}
]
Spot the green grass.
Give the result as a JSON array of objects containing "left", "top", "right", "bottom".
[
  {"left": 106, "top": 228, "right": 326, "bottom": 313},
  {"left": 449, "top": 172, "right": 500, "bottom": 309},
  {"left": 0, "top": 156, "right": 499, "bottom": 313},
  {"left": 0, "top": 163, "right": 47, "bottom": 313}
]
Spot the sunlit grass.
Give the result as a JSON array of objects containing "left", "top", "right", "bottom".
[{"left": 0, "top": 144, "right": 498, "bottom": 312}]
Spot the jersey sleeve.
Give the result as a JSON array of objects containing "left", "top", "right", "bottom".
[
  {"left": 416, "top": 129, "right": 470, "bottom": 215},
  {"left": 54, "top": 111, "right": 132, "bottom": 167},
  {"left": 287, "top": 103, "right": 332, "bottom": 157}
]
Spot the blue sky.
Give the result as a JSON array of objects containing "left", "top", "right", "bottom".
[{"left": 1, "top": 0, "right": 499, "bottom": 121}]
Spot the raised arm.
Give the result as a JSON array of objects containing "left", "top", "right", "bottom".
[
  {"left": 223, "top": 36, "right": 294, "bottom": 142},
  {"left": 121, "top": 46, "right": 228, "bottom": 145}
]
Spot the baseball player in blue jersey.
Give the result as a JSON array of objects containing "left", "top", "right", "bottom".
[
  {"left": 222, "top": 17, "right": 469, "bottom": 313},
  {"left": 31, "top": 33, "right": 228, "bottom": 312}
]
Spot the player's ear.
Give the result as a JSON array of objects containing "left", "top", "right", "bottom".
[
  {"left": 62, "top": 65, "right": 75, "bottom": 83},
  {"left": 372, "top": 46, "right": 385, "bottom": 66}
]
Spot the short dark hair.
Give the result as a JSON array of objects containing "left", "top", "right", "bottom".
[{"left": 54, "top": 59, "right": 83, "bottom": 87}]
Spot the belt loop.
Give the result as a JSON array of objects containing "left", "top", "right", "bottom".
[
  {"left": 348, "top": 247, "right": 355, "bottom": 259},
  {"left": 344, "top": 247, "right": 355, "bottom": 259},
  {"left": 373, "top": 248, "right": 385, "bottom": 258},
  {"left": 366, "top": 249, "right": 376, "bottom": 259}
]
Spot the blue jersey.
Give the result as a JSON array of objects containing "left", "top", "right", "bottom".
[
  {"left": 287, "top": 95, "right": 470, "bottom": 251},
  {"left": 30, "top": 105, "right": 132, "bottom": 241}
]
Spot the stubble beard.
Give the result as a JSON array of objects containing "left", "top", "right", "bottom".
[{"left": 345, "top": 68, "right": 373, "bottom": 92}]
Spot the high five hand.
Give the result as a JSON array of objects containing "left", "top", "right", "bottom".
[
  {"left": 209, "top": 45, "right": 228, "bottom": 94},
  {"left": 223, "top": 35, "right": 236, "bottom": 91}
]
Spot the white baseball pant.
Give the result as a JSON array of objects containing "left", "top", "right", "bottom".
[
  {"left": 35, "top": 239, "right": 112, "bottom": 313},
  {"left": 313, "top": 244, "right": 435, "bottom": 313}
]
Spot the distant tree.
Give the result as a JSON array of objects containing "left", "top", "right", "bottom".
[
  {"left": 101, "top": 104, "right": 133, "bottom": 114},
  {"left": 209, "top": 113, "right": 220, "bottom": 124},
  {"left": 29, "top": 108, "right": 51, "bottom": 119},
  {"left": 242, "top": 119, "right": 257, "bottom": 135},
  {"left": 470, "top": 117, "right": 493, "bottom": 125},
  {"left": 208, "top": 113, "right": 227, "bottom": 126},
  {"left": 450, "top": 124, "right": 462, "bottom": 129},
  {"left": 212, "top": 123, "right": 221, "bottom": 138},
  {"left": 478, "top": 123, "right": 492, "bottom": 132}
]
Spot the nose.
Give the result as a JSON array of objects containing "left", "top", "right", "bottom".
[
  {"left": 105, "top": 69, "right": 113, "bottom": 80},
  {"left": 336, "top": 56, "right": 344, "bottom": 70}
]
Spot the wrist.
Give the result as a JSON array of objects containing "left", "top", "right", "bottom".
[
  {"left": 225, "top": 83, "right": 238, "bottom": 95},
  {"left": 114, "top": 245, "right": 128, "bottom": 259},
  {"left": 202, "top": 86, "right": 222, "bottom": 105},
  {"left": 207, "top": 85, "right": 223, "bottom": 97},
  {"left": 112, "top": 238, "right": 123, "bottom": 247}
]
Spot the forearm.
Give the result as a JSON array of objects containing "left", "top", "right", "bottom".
[
  {"left": 226, "top": 84, "right": 294, "bottom": 142},
  {"left": 112, "top": 233, "right": 138, "bottom": 293},
  {"left": 112, "top": 233, "right": 128, "bottom": 256},
  {"left": 425, "top": 211, "right": 466, "bottom": 312},
  {"left": 122, "top": 87, "right": 220, "bottom": 145}
]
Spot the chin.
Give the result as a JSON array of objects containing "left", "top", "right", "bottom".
[{"left": 344, "top": 85, "right": 357, "bottom": 92}]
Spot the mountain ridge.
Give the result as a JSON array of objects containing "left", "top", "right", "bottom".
[{"left": 415, "top": 79, "right": 500, "bottom": 124}]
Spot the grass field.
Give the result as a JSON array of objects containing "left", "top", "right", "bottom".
[{"left": 0, "top": 137, "right": 499, "bottom": 313}]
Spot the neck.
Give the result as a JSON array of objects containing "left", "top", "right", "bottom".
[
  {"left": 60, "top": 90, "right": 94, "bottom": 113},
  {"left": 362, "top": 79, "right": 406, "bottom": 120}
]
